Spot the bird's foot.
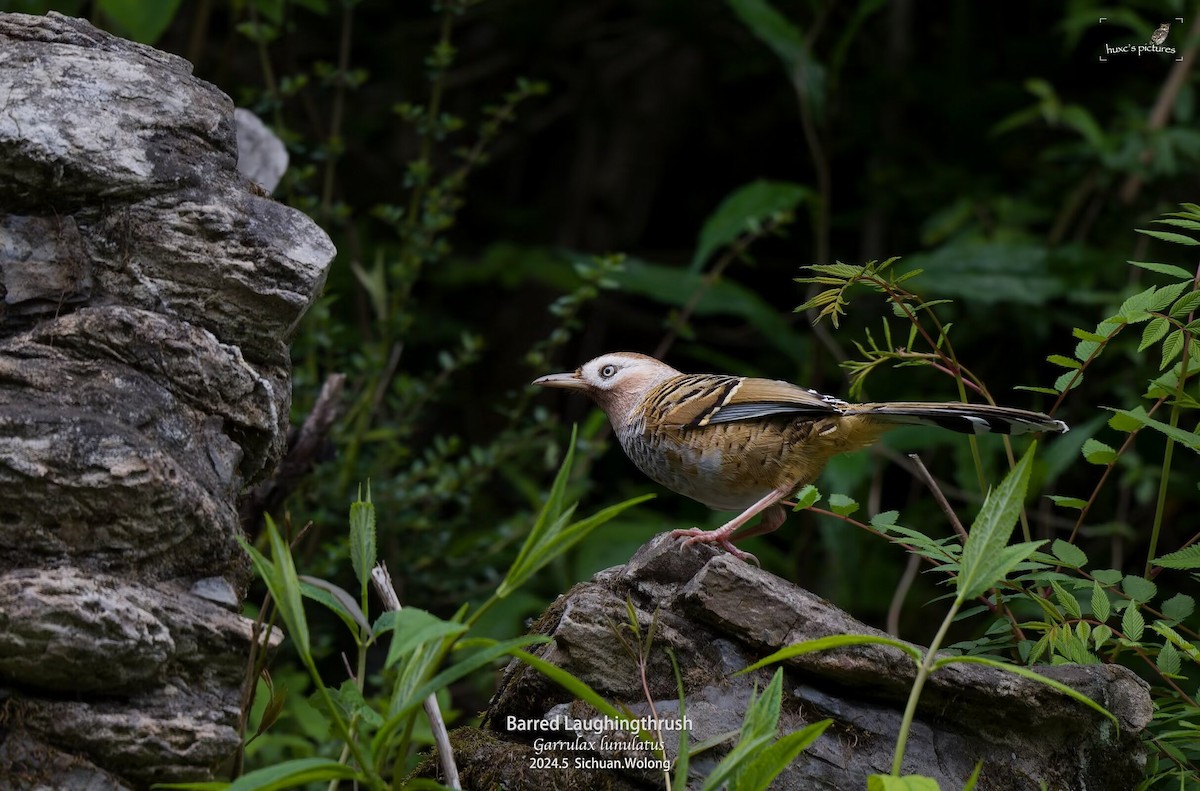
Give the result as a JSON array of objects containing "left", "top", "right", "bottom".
[{"left": 669, "top": 527, "right": 760, "bottom": 565}]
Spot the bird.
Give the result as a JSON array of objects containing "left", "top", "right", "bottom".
[
  {"left": 534, "top": 352, "right": 1068, "bottom": 561},
  {"left": 1150, "top": 23, "right": 1170, "bottom": 45}
]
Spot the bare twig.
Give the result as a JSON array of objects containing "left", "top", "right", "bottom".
[
  {"left": 370, "top": 563, "right": 461, "bottom": 790},
  {"left": 907, "top": 453, "right": 968, "bottom": 543}
]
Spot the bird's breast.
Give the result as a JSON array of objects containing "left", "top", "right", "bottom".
[{"left": 616, "top": 416, "right": 827, "bottom": 511}]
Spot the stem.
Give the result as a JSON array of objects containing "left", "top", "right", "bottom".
[
  {"left": 1147, "top": 337, "right": 1192, "bottom": 576},
  {"left": 891, "top": 596, "right": 961, "bottom": 775}
]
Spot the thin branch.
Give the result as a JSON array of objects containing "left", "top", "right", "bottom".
[{"left": 370, "top": 563, "right": 461, "bottom": 790}]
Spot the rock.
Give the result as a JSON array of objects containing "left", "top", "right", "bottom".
[
  {"left": 469, "top": 535, "right": 1151, "bottom": 791},
  {"left": 0, "top": 11, "right": 330, "bottom": 786}
]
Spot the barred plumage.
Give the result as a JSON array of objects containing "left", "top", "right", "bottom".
[{"left": 534, "top": 352, "right": 1068, "bottom": 561}]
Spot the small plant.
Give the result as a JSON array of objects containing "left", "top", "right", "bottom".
[{"left": 779, "top": 204, "right": 1200, "bottom": 788}]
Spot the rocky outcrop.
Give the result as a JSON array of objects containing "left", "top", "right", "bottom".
[
  {"left": 0, "top": 12, "right": 332, "bottom": 788},
  {"left": 462, "top": 535, "right": 1152, "bottom": 791}
]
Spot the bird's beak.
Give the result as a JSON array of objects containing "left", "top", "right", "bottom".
[{"left": 532, "top": 370, "right": 588, "bottom": 390}]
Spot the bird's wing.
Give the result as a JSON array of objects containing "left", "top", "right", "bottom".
[{"left": 657, "top": 375, "right": 843, "bottom": 428}]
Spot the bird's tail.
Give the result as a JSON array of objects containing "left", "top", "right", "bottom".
[{"left": 845, "top": 402, "right": 1068, "bottom": 436}]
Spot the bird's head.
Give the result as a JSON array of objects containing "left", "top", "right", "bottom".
[{"left": 533, "top": 352, "right": 681, "bottom": 422}]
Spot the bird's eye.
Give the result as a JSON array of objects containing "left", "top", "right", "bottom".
[{"left": 600, "top": 364, "right": 618, "bottom": 378}]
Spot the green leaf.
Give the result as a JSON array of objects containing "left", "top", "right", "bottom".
[
  {"left": 1150, "top": 281, "right": 1191, "bottom": 311},
  {"left": 733, "top": 720, "right": 832, "bottom": 791},
  {"left": 1105, "top": 407, "right": 1200, "bottom": 452},
  {"left": 224, "top": 758, "right": 360, "bottom": 791},
  {"left": 1170, "top": 290, "right": 1200, "bottom": 317},
  {"left": 828, "top": 493, "right": 859, "bottom": 516},
  {"left": 739, "top": 634, "right": 924, "bottom": 674},
  {"left": 1051, "top": 539, "right": 1088, "bottom": 568},
  {"left": 376, "top": 609, "right": 469, "bottom": 670},
  {"left": 1129, "top": 261, "right": 1195, "bottom": 279},
  {"left": 690, "top": 180, "right": 810, "bottom": 273},
  {"left": 1138, "top": 316, "right": 1170, "bottom": 351},
  {"left": 701, "top": 671, "right": 785, "bottom": 791},
  {"left": 727, "top": 0, "right": 807, "bottom": 67},
  {"left": 1117, "top": 286, "right": 1157, "bottom": 321},
  {"left": 1051, "top": 580, "right": 1082, "bottom": 619},
  {"left": 1092, "top": 569, "right": 1123, "bottom": 585},
  {"left": 792, "top": 484, "right": 821, "bottom": 510},
  {"left": 349, "top": 486, "right": 376, "bottom": 594},
  {"left": 1157, "top": 641, "right": 1182, "bottom": 675},
  {"left": 866, "top": 775, "right": 942, "bottom": 791},
  {"left": 1153, "top": 544, "right": 1200, "bottom": 569},
  {"left": 1122, "top": 574, "right": 1157, "bottom": 602},
  {"left": 1122, "top": 605, "right": 1145, "bottom": 641},
  {"left": 1136, "top": 228, "right": 1200, "bottom": 246},
  {"left": 1092, "top": 624, "right": 1113, "bottom": 650},
  {"left": 98, "top": 0, "right": 183, "bottom": 44},
  {"left": 1053, "top": 369, "right": 1082, "bottom": 393},
  {"left": 1161, "top": 329, "right": 1185, "bottom": 369},
  {"left": 1091, "top": 582, "right": 1111, "bottom": 622},
  {"left": 1081, "top": 438, "right": 1116, "bottom": 465},
  {"left": 298, "top": 577, "right": 371, "bottom": 635},
  {"left": 242, "top": 515, "right": 310, "bottom": 660},
  {"left": 1047, "top": 354, "right": 1081, "bottom": 369},
  {"left": 1047, "top": 495, "right": 1087, "bottom": 510},
  {"left": 1161, "top": 593, "right": 1195, "bottom": 623},
  {"left": 957, "top": 445, "right": 1037, "bottom": 601},
  {"left": 500, "top": 426, "right": 653, "bottom": 598}
]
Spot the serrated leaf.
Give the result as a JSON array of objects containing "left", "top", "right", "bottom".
[
  {"left": 828, "top": 493, "right": 859, "bottom": 516},
  {"left": 1047, "top": 354, "right": 1081, "bottom": 369},
  {"left": 1157, "top": 641, "right": 1182, "bottom": 675},
  {"left": 1106, "top": 407, "right": 1200, "bottom": 452},
  {"left": 1051, "top": 580, "right": 1083, "bottom": 619},
  {"left": 792, "top": 484, "right": 821, "bottom": 510},
  {"left": 1122, "top": 606, "right": 1145, "bottom": 641},
  {"left": 870, "top": 510, "right": 900, "bottom": 528},
  {"left": 1137, "top": 228, "right": 1200, "bottom": 246},
  {"left": 1130, "top": 261, "right": 1195, "bottom": 279},
  {"left": 1139, "top": 316, "right": 1170, "bottom": 351},
  {"left": 1091, "top": 582, "right": 1111, "bottom": 622},
  {"left": 1047, "top": 495, "right": 1087, "bottom": 510},
  {"left": 1081, "top": 438, "right": 1116, "bottom": 465},
  {"left": 956, "top": 446, "right": 1037, "bottom": 601},
  {"left": 1015, "top": 385, "right": 1061, "bottom": 395},
  {"left": 1092, "top": 623, "right": 1112, "bottom": 649},
  {"left": 1117, "top": 285, "right": 1157, "bottom": 321},
  {"left": 1122, "top": 574, "right": 1157, "bottom": 602},
  {"left": 1092, "top": 569, "right": 1123, "bottom": 585},
  {"left": 1106, "top": 410, "right": 1141, "bottom": 433},
  {"left": 1054, "top": 369, "right": 1082, "bottom": 393},
  {"left": 1152, "top": 544, "right": 1200, "bottom": 570},
  {"left": 1051, "top": 538, "right": 1088, "bottom": 567},
  {"left": 1161, "top": 329, "right": 1185, "bottom": 369},
  {"left": 1153, "top": 217, "right": 1200, "bottom": 230},
  {"left": 1171, "top": 290, "right": 1200, "bottom": 318},
  {"left": 1161, "top": 593, "right": 1195, "bottom": 622},
  {"left": 1151, "top": 282, "right": 1191, "bottom": 311},
  {"left": 1072, "top": 327, "right": 1108, "bottom": 343}
]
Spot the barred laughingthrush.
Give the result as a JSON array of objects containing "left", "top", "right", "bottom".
[{"left": 534, "top": 352, "right": 1068, "bottom": 561}]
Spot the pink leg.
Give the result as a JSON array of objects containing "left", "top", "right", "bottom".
[{"left": 670, "top": 482, "right": 795, "bottom": 562}]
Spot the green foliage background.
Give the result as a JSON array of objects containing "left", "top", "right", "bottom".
[{"left": 9, "top": 0, "right": 1200, "bottom": 786}]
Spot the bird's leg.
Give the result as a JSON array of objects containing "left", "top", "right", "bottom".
[{"left": 670, "top": 482, "right": 795, "bottom": 561}]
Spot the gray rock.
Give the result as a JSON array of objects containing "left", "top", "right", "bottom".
[
  {"left": 473, "top": 534, "right": 1151, "bottom": 791},
  {"left": 0, "top": 10, "right": 329, "bottom": 786}
]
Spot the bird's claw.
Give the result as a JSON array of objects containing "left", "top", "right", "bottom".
[{"left": 669, "top": 527, "right": 760, "bottom": 565}]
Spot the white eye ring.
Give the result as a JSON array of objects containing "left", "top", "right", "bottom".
[{"left": 600, "top": 364, "right": 618, "bottom": 378}]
